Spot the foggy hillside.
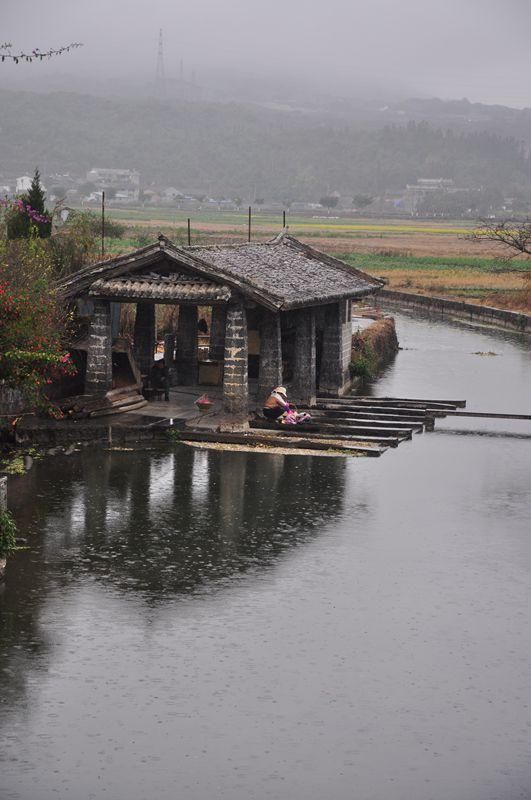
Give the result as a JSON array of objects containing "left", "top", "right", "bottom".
[{"left": 1, "top": 88, "right": 530, "bottom": 201}]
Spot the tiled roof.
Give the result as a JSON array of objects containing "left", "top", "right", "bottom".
[
  {"left": 90, "top": 272, "right": 231, "bottom": 303},
  {"left": 188, "top": 235, "right": 382, "bottom": 308},
  {"left": 58, "top": 232, "right": 383, "bottom": 310}
]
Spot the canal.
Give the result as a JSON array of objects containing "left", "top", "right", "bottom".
[{"left": 1, "top": 312, "right": 530, "bottom": 800}]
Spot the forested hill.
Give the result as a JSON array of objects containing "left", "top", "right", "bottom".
[{"left": 1, "top": 89, "right": 530, "bottom": 199}]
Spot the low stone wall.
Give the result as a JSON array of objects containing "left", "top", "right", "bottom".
[
  {"left": 0, "top": 385, "right": 28, "bottom": 417},
  {"left": 378, "top": 289, "right": 530, "bottom": 333}
]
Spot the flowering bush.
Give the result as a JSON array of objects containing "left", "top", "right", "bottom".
[
  {"left": 0, "top": 281, "right": 76, "bottom": 413},
  {"left": 0, "top": 197, "right": 50, "bottom": 226}
]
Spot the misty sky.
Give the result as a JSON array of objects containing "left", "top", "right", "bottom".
[{"left": 3, "top": 0, "right": 531, "bottom": 107}]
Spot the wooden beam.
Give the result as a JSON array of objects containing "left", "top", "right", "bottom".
[
  {"left": 312, "top": 415, "right": 424, "bottom": 430},
  {"left": 317, "top": 396, "right": 466, "bottom": 409},
  {"left": 311, "top": 409, "right": 429, "bottom": 424},
  {"left": 181, "top": 430, "right": 383, "bottom": 456},
  {"left": 251, "top": 419, "right": 413, "bottom": 439},
  {"left": 250, "top": 425, "right": 399, "bottom": 447},
  {"left": 440, "top": 410, "right": 531, "bottom": 421}
]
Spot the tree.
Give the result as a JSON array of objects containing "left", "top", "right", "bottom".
[
  {"left": 1, "top": 42, "right": 82, "bottom": 64},
  {"left": 472, "top": 218, "right": 531, "bottom": 257},
  {"left": 319, "top": 196, "right": 339, "bottom": 214},
  {"left": 6, "top": 169, "right": 51, "bottom": 239},
  {"left": 353, "top": 194, "right": 373, "bottom": 209}
]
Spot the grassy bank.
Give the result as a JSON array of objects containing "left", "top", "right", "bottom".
[{"left": 340, "top": 253, "right": 530, "bottom": 311}]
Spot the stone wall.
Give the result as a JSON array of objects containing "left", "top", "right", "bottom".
[
  {"left": 378, "top": 290, "right": 530, "bottom": 333},
  {"left": 0, "top": 385, "right": 27, "bottom": 416}
]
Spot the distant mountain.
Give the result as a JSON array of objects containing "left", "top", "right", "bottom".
[
  {"left": 382, "top": 97, "right": 531, "bottom": 145},
  {"left": 1, "top": 89, "right": 530, "bottom": 200}
]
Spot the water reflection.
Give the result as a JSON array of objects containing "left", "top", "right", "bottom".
[
  {"left": 0, "top": 447, "right": 345, "bottom": 716},
  {"left": 4, "top": 446, "right": 346, "bottom": 597},
  {"left": 2, "top": 312, "right": 530, "bottom": 800}
]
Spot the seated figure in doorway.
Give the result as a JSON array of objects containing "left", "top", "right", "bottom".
[
  {"left": 197, "top": 317, "right": 209, "bottom": 334},
  {"left": 149, "top": 359, "right": 170, "bottom": 401}
]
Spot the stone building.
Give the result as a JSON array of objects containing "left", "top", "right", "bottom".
[{"left": 59, "top": 232, "right": 383, "bottom": 418}]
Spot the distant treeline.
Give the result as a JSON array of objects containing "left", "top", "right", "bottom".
[{"left": 1, "top": 89, "right": 530, "bottom": 200}]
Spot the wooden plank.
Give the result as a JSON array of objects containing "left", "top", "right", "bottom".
[
  {"left": 250, "top": 420, "right": 403, "bottom": 447},
  {"left": 313, "top": 411, "right": 429, "bottom": 424},
  {"left": 180, "top": 430, "right": 383, "bottom": 456},
  {"left": 312, "top": 416, "right": 423, "bottom": 432},
  {"left": 441, "top": 410, "right": 531, "bottom": 421},
  {"left": 311, "top": 411, "right": 427, "bottom": 427},
  {"left": 317, "top": 396, "right": 466, "bottom": 409},
  {"left": 250, "top": 427, "right": 399, "bottom": 447},
  {"left": 311, "top": 403, "right": 430, "bottom": 419},
  {"left": 251, "top": 419, "right": 413, "bottom": 440},
  {"left": 89, "top": 399, "right": 148, "bottom": 417}
]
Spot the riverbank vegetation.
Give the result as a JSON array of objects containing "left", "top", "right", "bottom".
[
  {"left": 0, "top": 177, "right": 102, "bottom": 419},
  {"left": 350, "top": 318, "right": 399, "bottom": 380}
]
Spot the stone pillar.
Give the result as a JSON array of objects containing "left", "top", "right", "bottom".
[
  {"left": 319, "top": 303, "right": 343, "bottom": 396},
  {"left": 209, "top": 305, "right": 226, "bottom": 360},
  {"left": 290, "top": 308, "right": 316, "bottom": 405},
  {"left": 164, "top": 333, "right": 177, "bottom": 386},
  {"left": 133, "top": 301, "right": 156, "bottom": 375},
  {"left": 85, "top": 299, "right": 113, "bottom": 395},
  {"left": 176, "top": 305, "right": 198, "bottom": 385},
  {"left": 258, "top": 310, "right": 282, "bottom": 405},
  {"left": 222, "top": 302, "right": 249, "bottom": 416}
]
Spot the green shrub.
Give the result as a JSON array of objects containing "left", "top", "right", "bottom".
[
  {"left": 0, "top": 507, "right": 17, "bottom": 558},
  {"left": 349, "top": 336, "right": 377, "bottom": 380}
]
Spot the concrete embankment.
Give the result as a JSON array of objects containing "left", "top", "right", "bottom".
[{"left": 378, "top": 289, "right": 530, "bottom": 333}]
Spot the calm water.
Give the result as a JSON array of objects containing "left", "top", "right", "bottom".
[{"left": 1, "top": 313, "right": 530, "bottom": 800}]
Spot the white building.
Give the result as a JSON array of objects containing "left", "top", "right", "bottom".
[
  {"left": 16, "top": 176, "right": 32, "bottom": 193},
  {"left": 86, "top": 168, "right": 140, "bottom": 201}
]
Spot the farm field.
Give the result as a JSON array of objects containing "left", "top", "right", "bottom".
[{"left": 102, "top": 208, "right": 531, "bottom": 312}]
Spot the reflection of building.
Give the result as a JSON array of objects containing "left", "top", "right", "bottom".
[
  {"left": 59, "top": 233, "right": 383, "bottom": 419},
  {"left": 86, "top": 168, "right": 140, "bottom": 201},
  {"left": 5, "top": 445, "right": 348, "bottom": 598}
]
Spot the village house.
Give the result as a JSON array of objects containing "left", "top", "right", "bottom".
[{"left": 58, "top": 232, "right": 383, "bottom": 423}]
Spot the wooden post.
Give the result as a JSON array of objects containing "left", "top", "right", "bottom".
[
  {"left": 0, "top": 476, "right": 6, "bottom": 511},
  {"left": 248, "top": 206, "right": 251, "bottom": 242},
  {"left": 283, "top": 209, "right": 286, "bottom": 228},
  {"left": 101, "top": 190, "right": 105, "bottom": 259},
  {"left": 187, "top": 217, "right": 191, "bottom": 246},
  {"left": 0, "top": 475, "right": 7, "bottom": 579}
]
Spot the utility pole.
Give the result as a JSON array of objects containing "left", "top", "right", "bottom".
[
  {"left": 101, "top": 191, "right": 105, "bottom": 259},
  {"left": 156, "top": 28, "right": 166, "bottom": 95}
]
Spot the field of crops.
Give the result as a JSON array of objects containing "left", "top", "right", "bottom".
[{"left": 102, "top": 208, "right": 530, "bottom": 312}]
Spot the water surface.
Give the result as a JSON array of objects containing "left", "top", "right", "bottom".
[{"left": 1, "top": 312, "right": 530, "bottom": 800}]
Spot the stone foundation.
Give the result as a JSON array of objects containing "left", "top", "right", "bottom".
[
  {"left": 222, "top": 303, "right": 249, "bottom": 419},
  {"left": 85, "top": 300, "right": 113, "bottom": 394}
]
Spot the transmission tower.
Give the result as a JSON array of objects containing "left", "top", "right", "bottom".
[{"left": 155, "top": 28, "right": 166, "bottom": 92}]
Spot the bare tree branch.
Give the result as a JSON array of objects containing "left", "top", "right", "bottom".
[
  {"left": 469, "top": 217, "right": 531, "bottom": 261},
  {"left": 0, "top": 42, "right": 83, "bottom": 64}
]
